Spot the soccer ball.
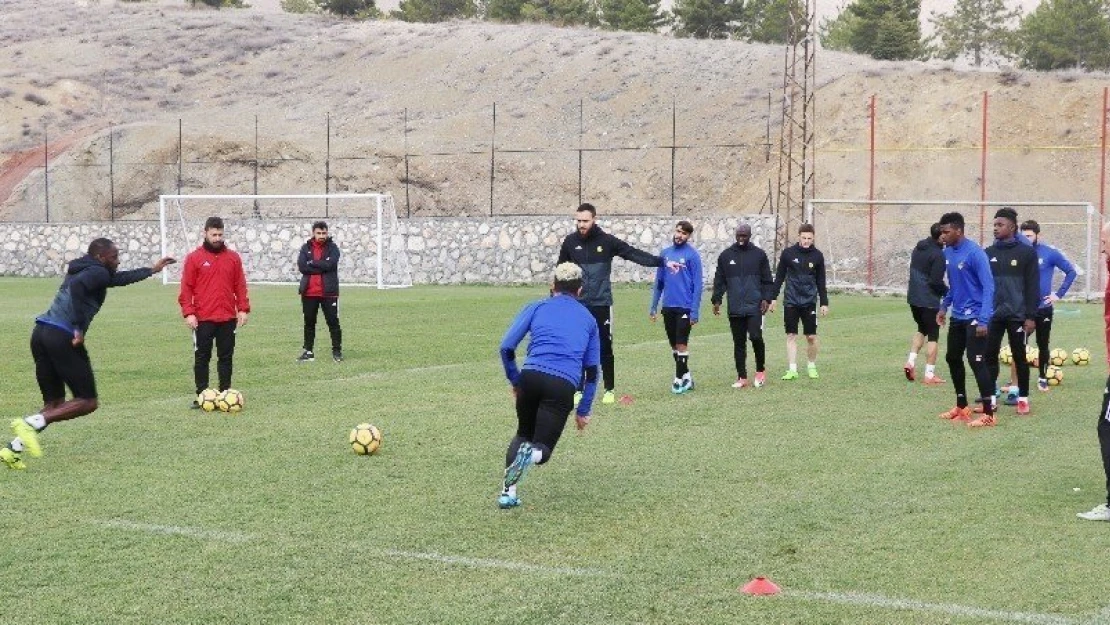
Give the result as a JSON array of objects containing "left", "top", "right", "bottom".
[
  {"left": 999, "top": 345, "right": 1012, "bottom": 365},
  {"left": 350, "top": 423, "right": 382, "bottom": 455},
  {"left": 1025, "top": 345, "right": 1039, "bottom": 368},
  {"left": 1049, "top": 347, "right": 1069, "bottom": 367},
  {"left": 1045, "top": 364, "right": 1064, "bottom": 386},
  {"left": 197, "top": 388, "right": 220, "bottom": 412},
  {"left": 1073, "top": 347, "right": 1091, "bottom": 366},
  {"left": 216, "top": 389, "right": 245, "bottom": 413}
]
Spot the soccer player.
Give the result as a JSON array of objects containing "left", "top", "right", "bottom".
[
  {"left": 936, "top": 212, "right": 998, "bottom": 427},
  {"left": 557, "top": 203, "right": 674, "bottom": 405},
  {"left": 1077, "top": 222, "right": 1110, "bottom": 521},
  {"left": 768, "top": 223, "right": 829, "bottom": 380},
  {"left": 1020, "top": 219, "right": 1078, "bottom": 391},
  {"left": 711, "top": 223, "right": 774, "bottom": 388},
  {"left": 498, "top": 262, "right": 601, "bottom": 509},
  {"left": 0, "top": 239, "right": 174, "bottom": 470},
  {"left": 904, "top": 223, "right": 948, "bottom": 384},
  {"left": 982, "top": 208, "right": 1039, "bottom": 418},
  {"left": 649, "top": 220, "right": 703, "bottom": 394},
  {"left": 296, "top": 221, "right": 343, "bottom": 363},
  {"left": 179, "top": 217, "right": 251, "bottom": 409}
]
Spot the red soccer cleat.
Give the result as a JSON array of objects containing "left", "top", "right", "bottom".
[
  {"left": 922, "top": 375, "right": 945, "bottom": 385},
  {"left": 904, "top": 364, "right": 915, "bottom": 381},
  {"left": 939, "top": 406, "right": 972, "bottom": 422},
  {"left": 968, "top": 414, "right": 997, "bottom": 428}
]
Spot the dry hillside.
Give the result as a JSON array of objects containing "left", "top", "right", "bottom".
[{"left": 1, "top": 0, "right": 1108, "bottom": 222}]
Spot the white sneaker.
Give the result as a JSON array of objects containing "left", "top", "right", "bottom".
[{"left": 1077, "top": 503, "right": 1110, "bottom": 521}]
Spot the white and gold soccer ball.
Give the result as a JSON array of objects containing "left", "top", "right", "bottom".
[
  {"left": 216, "top": 389, "right": 245, "bottom": 413},
  {"left": 350, "top": 423, "right": 382, "bottom": 455},
  {"left": 1025, "top": 345, "right": 1039, "bottom": 368},
  {"left": 999, "top": 345, "right": 1012, "bottom": 365},
  {"left": 1045, "top": 364, "right": 1064, "bottom": 386},
  {"left": 1073, "top": 347, "right": 1091, "bottom": 366},
  {"left": 1049, "top": 347, "right": 1069, "bottom": 367},
  {"left": 197, "top": 388, "right": 220, "bottom": 412}
]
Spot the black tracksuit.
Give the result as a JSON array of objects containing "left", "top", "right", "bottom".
[
  {"left": 557, "top": 224, "right": 663, "bottom": 391},
  {"left": 983, "top": 238, "right": 1039, "bottom": 397},
  {"left": 772, "top": 243, "right": 829, "bottom": 307},
  {"left": 712, "top": 242, "right": 774, "bottom": 378},
  {"left": 907, "top": 237, "right": 948, "bottom": 309}
]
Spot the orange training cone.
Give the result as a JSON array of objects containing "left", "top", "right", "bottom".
[
  {"left": 740, "top": 576, "right": 781, "bottom": 595},
  {"left": 618, "top": 394, "right": 634, "bottom": 405}
]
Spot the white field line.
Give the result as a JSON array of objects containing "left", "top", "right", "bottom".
[
  {"left": 89, "top": 518, "right": 255, "bottom": 543},
  {"left": 788, "top": 590, "right": 1076, "bottom": 625},
  {"left": 381, "top": 549, "right": 608, "bottom": 577},
  {"left": 1084, "top": 605, "right": 1110, "bottom": 625}
]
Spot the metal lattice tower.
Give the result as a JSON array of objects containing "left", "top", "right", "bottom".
[{"left": 774, "top": 0, "right": 817, "bottom": 261}]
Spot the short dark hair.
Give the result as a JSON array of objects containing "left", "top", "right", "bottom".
[
  {"left": 798, "top": 223, "right": 815, "bottom": 235},
  {"left": 994, "top": 207, "right": 1018, "bottom": 224},
  {"left": 576, "top": 203, "right": 596, "bottom": 217},
  {"left": 1020, "top": 219, "right": 1040, "bottom": 234},
  {"left": 87, "top": 238, "right": 115, "bottom": 257},
  {"left": 676, "top": 220, "right": 694, "bottom": 235},
  {"left": 312, "top": 221, "right": 329, "bottom": 232},
  {"left": 930, "top": 223, "right": 942, "bottom": 241},
  {"left": 204, "top": 216, "right": 224, "bottom": 230},
  {"left": 939, "top": 212, "right": 964, "bottom": 230}
]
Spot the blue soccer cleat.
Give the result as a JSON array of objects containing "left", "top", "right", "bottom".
[
  {"left": 504, "top": 442, "right": 534, "bottom": 487},
  {"left": 498, "top": 494, "right": 521, "bottom": 509},
  {"left": 1004, "top": 388, "right": 1019, "bottom": 406}
]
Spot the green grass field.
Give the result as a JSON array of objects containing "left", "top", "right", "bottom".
[{"left": 1, "top": 277, "right": 1108, "bottom": 625}]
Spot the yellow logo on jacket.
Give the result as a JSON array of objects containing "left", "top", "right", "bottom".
[
  {"left": 808, "top": 262, "right": 814, "bottom": 268},
  {"left": 597, "top": 246, "right": 603, "bottom": 253},
  {"left": 1010, "top": 259, "right": 1017, "bottom": 266}
]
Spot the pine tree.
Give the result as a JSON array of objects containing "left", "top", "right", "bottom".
[
  {"left": 818, "top": 5, "right": 860, "bottom": 51},
  {"left": 739, "top": 0, "right": 806, "bottom": 44},
  {"left": 671, "top": 0, "right": 744, "bottom": 39},
  {"left": 929, "top": 0, "right": 1020, "bottom": 66},
  {"left": 846, "top": 0, "right": 924, "bottom": 60},
  {"left": 1010, "top": 0, "right": 1110, "bottom": 70},
  {"left": 600, "top": 0, "right": 666, "bottom": 32},
  {"left": 393, "top": 0, "right": 476, "bottom": 21}
]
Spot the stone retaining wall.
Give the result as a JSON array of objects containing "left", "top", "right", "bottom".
[{"left": 0, "top": 216, "right": 777, "bottom": 284}]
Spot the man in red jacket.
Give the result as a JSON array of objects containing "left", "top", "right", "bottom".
[
  {"left": 1079, "top": 222, "right": 1110, "bottom": 521},
  {"left": 178, "top": 217, "right": 251, "bottom": 409},
  {"left": 296, "top": 221, "right": 342, "bottom": 363}
]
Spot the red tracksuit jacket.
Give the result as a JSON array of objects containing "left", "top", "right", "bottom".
[{"left": 178, "top": 245, "right": 251, "bottom": 323}]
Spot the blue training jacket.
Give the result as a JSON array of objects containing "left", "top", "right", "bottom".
[
  {"left": 1032, "top": 242, "right": 1077, "bottom": 307},
  {"left": 650, "top": 243, "right": 703, "bottom": 321},
  {"left": 941, "top": 237, "right": 995, "bottom": 325},
  {"left": 500, "top": 293, "right": 601, "bottom": 416}
]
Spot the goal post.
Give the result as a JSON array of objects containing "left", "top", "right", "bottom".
[
  {"left": 804, "top": 199, "right": 1097, "bottom": 301},
  {"left": 158, "top": 193, "right": 412, "bottom": 289}
]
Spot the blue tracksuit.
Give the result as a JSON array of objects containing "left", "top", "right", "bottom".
[
  {"left": 941, "top": 237, "right": 995, "bottom": 325},
  {"left": 500, "top": 293, "right": 601, "bottom": 416},
  {"left": 649, "top": 243, "right": 703, "bottom": 321},
  {"left": 1031, "top": 242, "right": 1077, "bottom": 307}
]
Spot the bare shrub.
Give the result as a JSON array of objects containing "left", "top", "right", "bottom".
[{"left": 24, "top": 92, "right": 48, "bottom": 106}]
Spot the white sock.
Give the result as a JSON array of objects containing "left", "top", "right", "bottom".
[
  {"left": 908, "top": 352, "right": 918, "bottom": 365},
  {"left": 808, "top": 361, "right": 817, "bottom": 368},
  {"left": 788, "top": 363, "right": 797, "bottom": 373},
  {"left": 25, "top": 414, "right": 46, "bottom": 431},
  {"left": 925, "top": 364, "right": 936, "bottom": 377},
  {"left": 502, "top": 484, "right": 517, "bottom": 497},
  {"left": 10, "top": 438, "right": 24, "bottom": 452},
  {"left": 1020, "top": 396, "right": 1028, "bottom": 402},
  {"left": 530, "top": 448, "right": 543, "bottom": 464},
  {"left": 682, "top": 372, "right": 692, "bottom": 380}
]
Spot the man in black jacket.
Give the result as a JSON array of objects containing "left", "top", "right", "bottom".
[
  {"left": 557, "top": 203, "right": 674, "bottom": 404},
  {"left": 980, "top": 207, "right": 1039, "bottom": 422},
  {"left": 297, "top": 221, "right": 343, "bottom": 363},
  {"left": 769, "top": 223, "right": 829, "bottom": 381},
  {"left": 0, "top": 238, "right": 174, "bottom": 470},
  {"left": 905, "top": 223, "right": 948, "bottom": 384},
  {"left": 711, "top": 223, "right": 774, "bottom": 389}
]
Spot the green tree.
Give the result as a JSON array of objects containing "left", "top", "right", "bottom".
[
  {"left": 846, "top": 0, "right": 924, "bottom": 59},
  {"left": 671, "top": 0, "right": 744, "bottom": 38},
  {"left": 599, "top": 0, "right": 666, "bottom": 32},
  {"left": 393, "top": 0, "right": 476, "bottom": 21},
  {"left": 485, "top": 0, "right": 594, "bottom": 24},
  {"left": 319, "top": 0, "right": 380, "bottom": 15},
  {"left": 929, "top": 0, "right": 1020, "bottom": 66},
  {"left": 1010, "top": 0, "right": 1110, "bottom": 70},
  {"left": 739, "top": 0, "right": 806, "bottom": 44},
  {"left": 818, "top": 4, "right": 860, "bottom": 51}
]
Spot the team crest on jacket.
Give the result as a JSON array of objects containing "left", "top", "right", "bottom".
[
  {"left": 597, "top": 246, "right": 603, "bottom": 252},
  {"left": 1010, "top": 259, "right": 1017, "bottom": 266},
  {"left": 808, "top": 262, "right": 814, "bottom": 268}
]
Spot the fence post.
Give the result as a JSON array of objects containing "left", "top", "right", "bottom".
[
  {"left": 404, "top": 108, "right": 410, "bottom": 218},
  {"left": 490, "top": 102, "right": 496, "bottom": 218},
  {"left": 979, "top": 90, "right": 989, "bottom": 245},
  {"left": 44, "top": 124, "right": 49, "bottom": 223},
  {"left": 252, "top": 114, "right": 260, "bottom": 218},
  {"left": 578, "top": 99, "right": 583, "bottom": 206},
  {"left": 867, "top": 95, "right": 875, "bottom": 294},
  {"left": 670, "top": 98, "right": 676, "bottom": 217},
  {"left": 325, "top": 112, "right": 331, "bottom": 218},
  {"left": 109, "top": 124, "right": 115, "bottom": 220},
  {"left": 177, "top": 119, "right": 183, "bottom": 196}
]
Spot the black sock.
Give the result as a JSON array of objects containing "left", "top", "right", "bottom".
[
  {"left": 956, "top": 393, "right": 968, "bottom": 409},
  {"left": 676, "top": 352, "right": 689, "bottom": 378}
]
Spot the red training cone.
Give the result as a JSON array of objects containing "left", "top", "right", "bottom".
[
  {"left": 618, "top": 394, "right": 634, "bottom": 405},
  {"left": 740, "top": 576, "right": 781, "bottom": 596}
]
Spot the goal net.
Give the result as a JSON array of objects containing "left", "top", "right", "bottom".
[
  {"left": 158, "top": 194, "right": 412, "bottom": 289},
  {"left": 804, "top": 200, "right": 1097, "bottom": 301}
]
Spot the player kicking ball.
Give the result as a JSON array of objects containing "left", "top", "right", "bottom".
[{"left": 497, "top": 262, "right": 601, "bottom": 509}]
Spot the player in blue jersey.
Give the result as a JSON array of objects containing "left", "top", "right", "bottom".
[
  {"left": 0, "top": 239, "right": 174, "bottom": 470},
  {"left": 497, "top": 262, "right": 601, "bottom": 509},
  {"left": 769, "top": 224, "right": 829, "bottom": 380},
  {"left": 1019, "top": 220, "right": 1078, "bottom": 392},
  {"left": 936, "top": 212, "right": 998, "bottom": 427},
  {"left": 649, "top": 220, "right": 703, "bottom": 394}
]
